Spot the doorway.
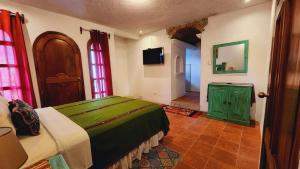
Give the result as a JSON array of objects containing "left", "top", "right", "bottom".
[
  {"left": 171, "top": 37, "right": 201, "bottom": 111},
  {"left": 172, "top": 45, "right": 201, "bottom": 110}
]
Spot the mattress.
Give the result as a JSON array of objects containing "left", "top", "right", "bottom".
[{"left": 19, "top": 124, "right": 58, "bottom": 168}]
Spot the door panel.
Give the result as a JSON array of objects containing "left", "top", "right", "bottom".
[
  {"left": 260, "top": 0, "right": 300, "bottom": 169},
  {"left": 45, "top": 75, "right": 83, "bottom": 106},
  {"left": 228, "top": 86, "right": 251, "bottom": 124},
  {"left": 44, "top": 39, "right": 77, "bottom": 76},
  {"left": 33, "top": 31, "right": 85, "bottom": 107},
  {"left": 275, "top": 1, "right": 300, "bottom": 167},
  {"left": 208, "top": 86, "right": 228, "bottom": 119}
]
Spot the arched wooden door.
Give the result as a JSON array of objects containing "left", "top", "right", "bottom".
[{"left": 33, "top": 31, "right": 85, "bottom": 107}]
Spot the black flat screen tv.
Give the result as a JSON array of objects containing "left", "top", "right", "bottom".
[{"left": 143, "top": 47, "right": 164, "bottom": 65}]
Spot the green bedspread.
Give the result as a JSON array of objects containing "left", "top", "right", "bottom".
[{"left": 54, "top": 96, "right": 170, "bottom": 168}]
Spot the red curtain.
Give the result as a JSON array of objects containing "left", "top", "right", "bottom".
[
  {"left": 0, "top": 10, "right": 36, "bottom": 107},
  {"left": 89, "top": 30, "right": 113, "bottom": 97}
]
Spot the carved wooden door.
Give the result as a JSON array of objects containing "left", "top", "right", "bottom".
[{"left": 33, "top": 31, "right": 85, "bottom": 107}]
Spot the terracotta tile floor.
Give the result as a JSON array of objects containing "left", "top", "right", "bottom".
[{"left": 161, "top": 113, "right": 261, "bottom": 169}]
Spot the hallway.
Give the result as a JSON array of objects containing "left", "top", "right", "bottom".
[{"left": 171, "top": 92, "right": 200, "bottom": 111}]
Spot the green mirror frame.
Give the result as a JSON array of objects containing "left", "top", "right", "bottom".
[{"left": 213, "top": 40, "right": 249, "bottom": 74}]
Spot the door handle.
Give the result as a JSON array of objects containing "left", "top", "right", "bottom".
[{"left": 258, "top": 92, "right": 269, "bottom": 98}]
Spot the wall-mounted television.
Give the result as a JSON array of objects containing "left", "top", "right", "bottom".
[{"left": 143, "top": 47, "right": 164, "bottom": 65}]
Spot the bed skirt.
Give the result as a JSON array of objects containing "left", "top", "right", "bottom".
[{"left": 108, "top": 131, "right": 164, "bottom": 169}]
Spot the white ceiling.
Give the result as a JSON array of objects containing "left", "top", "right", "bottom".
[{"left": 12, "top": 0, "right": 270, "bottom": 35}]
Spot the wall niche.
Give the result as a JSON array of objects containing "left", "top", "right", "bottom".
[{"left": 175, "top": 55, "right": 184, "bottom": 75}]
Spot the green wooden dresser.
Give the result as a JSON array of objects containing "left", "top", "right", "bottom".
[{"left": 207, "top": 82, "right": 255, "bottom": 126}]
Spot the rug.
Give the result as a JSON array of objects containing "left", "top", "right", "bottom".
[
  {"left": 131, "top": 144, "right": 180, "bottom": 169},
  {"left": 190, "top": 111, "right": 204, "bottom": 118},
  {"left": 162, "top": 105, "right": 205, "bottom": 118}
]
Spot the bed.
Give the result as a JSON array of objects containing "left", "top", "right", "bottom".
[
  {"left": 54, "top": 96, "right": 170, "bottom": 168},
  {"left": 11, "top": 96, "right": 169, "bottom": 169}
]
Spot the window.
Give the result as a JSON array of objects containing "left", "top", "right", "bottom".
[
  {"left": 0, "top": 29, "right": 23, "bottom": 100},
  {"left": 88, "top": 41, "right": 106, "bottom": 99}
]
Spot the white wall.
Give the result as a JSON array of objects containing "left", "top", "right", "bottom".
[
  {"left": 126, "top": 35, "right": 201, "bottom": 104},
  {"left": 200, "top": 2, "right": 272, "bottom": 124},
  {"left": 127, "top": 30, "right": 172, "bottom": 104},
  {"left": 171, "top": 39, "right": 186, "bottom": 99},
  {"left": 259, "top": 0, "right": 277, "bottom": 133},
  {"left": 114, "top": 36, "right": 130, "bottom": 96},
  {"left": 186, "top": 45, "right": 201, "bottom": 92},
  {"left": 0, "top": 1, "right": 137, "bottom": 107}
]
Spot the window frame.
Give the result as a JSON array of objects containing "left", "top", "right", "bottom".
[
  {"left": 0, "top": 29, "right": 23, "bottom": 100},
  {"left": 87, "top": 39, "right": 107, "bottom": 99}
]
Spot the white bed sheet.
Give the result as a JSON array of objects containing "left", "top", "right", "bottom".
[
  {"left": 19, "top": 124, "right": 58, "bottom": 168},
  {"left": 36, "top": 107, "right": 92, "bottom": 169},
  {"left": 18, "top": 107, "right": 92, "bottom": 169}
]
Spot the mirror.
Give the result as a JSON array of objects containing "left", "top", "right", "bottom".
[{"left": 213, "top": 40, "right": 249, "bottom": 74}]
